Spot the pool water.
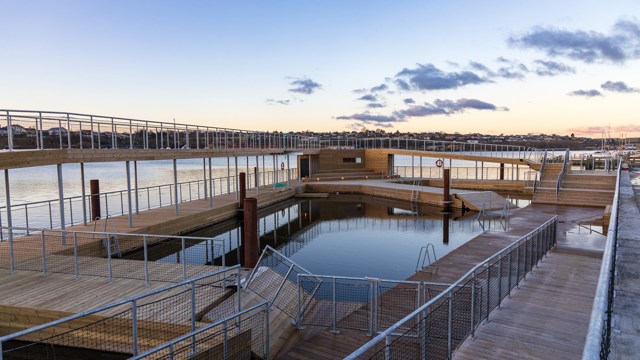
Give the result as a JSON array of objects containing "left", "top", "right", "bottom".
[{"left": 148, "top": 195, "right": 488, "bottom": 280}]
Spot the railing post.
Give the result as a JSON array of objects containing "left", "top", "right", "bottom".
[
  {"left": 508, "top": 249, "right": 513, "bottom": 298},
  {"left": 498, "top": 254, "right": 503, "bottom": 308},
  {"left": 132, "top": 299, "right": 138, "bottom": 356},
  {"left": 191, "top": 281, "right": 197, "bottom": 354},
  {"left": 447, "top": 292, "right": 453, "bottom": 360},
  {"left": 143, "top": 235, "right": 149, "bottom": 285},
  {"left": 385, "top": 335, "right": 392, "bottom": 360},
  {"left": 6, "top": 111, "right": 13, "bottom": 151},
  {"left": 296, "top": 275, "right": 302, "bottom": 327},
  {"left": 73, "top": 232, "right": 79, "bottom": 279},
  {"left": 486, "top": 264, "right": 491, "bottom": 323},
  {"left": 182, "top": 237, "right": 187, "bottom": 281},
  {"left": 331, "top": 276, "right": 339, "bottom": 334},
  {"left": 41, "top": 231, "right": 47, "bottom": 275},
  {"left": 107, "top": 233, "right": 112, "bottom": 282},
  {"left": 470, "top": 271, "right": 477, "bottom": 338}
]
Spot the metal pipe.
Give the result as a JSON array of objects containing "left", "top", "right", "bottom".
[
  {"left": 134, "top": 161, "right": 139, "bottom": 214},
  {"left": 173, "top": 159, "right": 179, "bottom": 215},
  {"left": 80, "top": 163, "right": 87, "bottom": 225},
  {"left": 57, "top": 164, "right": 66, "bottom": 242},
  {"left": 126, "top": 161, "right": 133, "bottom": 228},
  {"left": 4, "top": 170, "right": 13, "bottom": 270}
]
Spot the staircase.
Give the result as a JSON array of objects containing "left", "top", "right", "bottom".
[{"left": 533, "top": 169, "right": 615, "bottom": 207}]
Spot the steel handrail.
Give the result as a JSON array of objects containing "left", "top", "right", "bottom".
[
  {"left": 582, "top": 158, "right": 623, "bottom": 359},
  {"left": 345, "top": 215, "right": 558, "bottom": 359},
  {"left": 555, "top": 148, "right": 570, "bottom": 200},
  {"left": 129, "top": 301, "right": 270, "bottom": 360},
  {"left": 0, "top": 265, "right": 240, "bottom": 344}
]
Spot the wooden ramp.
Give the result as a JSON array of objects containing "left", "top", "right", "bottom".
[{"left": 454, "top": 191, "right": 509, "bottom": 212}]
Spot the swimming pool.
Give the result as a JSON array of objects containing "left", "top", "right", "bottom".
[{"left": 129, "top": 195, "right": 490, "bottom": 280}]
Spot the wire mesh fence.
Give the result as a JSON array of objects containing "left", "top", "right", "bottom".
[
  {"left": 296, "top": 275, "right": 453, "bottom": 335},
  {"left": 243, "top": 245, "right": 317, "bottom": 321},
  {"left": 0, "top": 226, "right": 234, "bottom": 284},
  {"left": 345, "top": 216, "right": 558, "bottom": 360},
  {"left": 129, "top": 301, "right": 269, "bottom": 360},
  {"left": 0, "top": 266, "right": 242, "bottom": 358}
]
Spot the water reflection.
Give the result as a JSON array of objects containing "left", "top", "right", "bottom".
[{"left": 127, "top": 195, "right": 501, "bottom": 279}]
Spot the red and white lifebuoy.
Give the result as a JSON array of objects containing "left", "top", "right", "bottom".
[
  {"left": 280, "top": 162, "right": 285, "bottom": 170},
  {"left": 435, "top": 159, "right": 444, "bottom": 168}
]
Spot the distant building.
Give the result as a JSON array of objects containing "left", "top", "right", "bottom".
[
  {"left": 48, "top": 127, "right": 68, "bottom": 136},
  {"left": 0, "top": 124, "right": 26, "bottom": 135}
]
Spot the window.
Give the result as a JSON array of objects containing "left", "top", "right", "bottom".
[{"left": 343, "top": 157, "right": 362, "bottom": 163}]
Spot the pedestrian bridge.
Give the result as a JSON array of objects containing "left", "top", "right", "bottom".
[{"left": 0, "top": 109, "right": 548, "bottom": 170}]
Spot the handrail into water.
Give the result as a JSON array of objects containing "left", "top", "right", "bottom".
[
  {"left": 555, "top": 148, "right": 570, "bottom": 200},
  {"left": 345, "top": 216, "right": 558, "bottom": 359},
  {"left": 582, "top": 158, "right": 622, "bottom": 360},
  {"left": 0, "top": 265, "right": 241, "bottom": 358}
]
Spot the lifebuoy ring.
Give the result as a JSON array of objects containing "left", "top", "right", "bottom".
[
  {"left": 436, "top": 159, "right": 444, "bottom": 168},
  {"left": 280, "top": 162, "right": 285, "bottom": 170}
]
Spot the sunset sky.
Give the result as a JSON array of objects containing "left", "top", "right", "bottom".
[{"left": 2, "top": 0, "right": 640, "bottom": 136}]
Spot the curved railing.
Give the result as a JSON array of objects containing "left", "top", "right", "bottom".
[{"left": 582, "top": 158, "right": 622, "bottom": 359}]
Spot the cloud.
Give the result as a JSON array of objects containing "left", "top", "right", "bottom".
[
  {"left": 265, "top": 98, "right": 290, "bottom": 106},
  {"left": 534, "top": 60, "right": 575, "bottom": 76},
  {"left": 403, "top": 98, "right": 415, "bottom": 104},
  {"left": 601, "top": 80, "right": 640, "bottom": 93},
  {"left": 336, "top": 97, "right": 506, "bottom": 128},
  {"left": 509, "top": 19, "right": 640, "bottom": 63},
  {"left": 288, "top": 77, "right": 322, "bottom": 94},
  {"left": 396, "top": 98, "right": 507, "bottom": 118},
  {"left": 370, "top": 83, "right": 388, "bottom": 92},
  {"left": 395, "top": 63, "right": 490, "bottom": 91},
  {"left": 357, "top": 94, "right": 378, "bottom": 102},
  {"left": 367, "top": 103, "right": 385, "bottom": 109},
  {"left": 568, "top": 89, "right": 603, "bottom": 97}
]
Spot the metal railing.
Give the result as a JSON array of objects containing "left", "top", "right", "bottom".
[
  {"left": 0, "top": 266, "right": 242, "bottom": 358},
  {"left": 296, "top": 274, "right": 450, "bottom": 335},
  {"left": 582, "top": 159, "right": 623, "bottom": 360},
  {"left": 0, "top": 109, "right": 318, "bottom": 151},
  {"left": 317, "top": 138, "right": 528, "bottom": 158},
  {"left": 0, "top": 168, "right": 298, "bottom": 232},
  {"left": 555, "top": 148, "right": 571, "bottom": 200},
  {"left": 392, "top": 166, "right": 528, "bottom": 181},
  {"left": 244, "top": 245, "right": 316, "bottom": 320},
  {"left": 130, "top": 301, "right": 270, "bottom": 360},
  {"left": 0, "top": 226, "right": 236, "bottom": 284},
  {"left": 345, "top": 216, "right": 558, "bottom": 360}
]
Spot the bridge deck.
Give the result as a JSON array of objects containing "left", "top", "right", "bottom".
[{"left": 273, "top": 204, "right": 605, "bottom": 359}]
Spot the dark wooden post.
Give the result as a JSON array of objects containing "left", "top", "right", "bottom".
[
  {"left": 90, "top": 179, "right": 101, "bottom": 221},
  {"left": 243, "top": 197, "right": 259, "bottom": 268},
  {"left": 499, "top": 163, "right": 505, "bottom": 180},
  {"left": 239, "top": 172, "right": 246, "bottom": 208}
]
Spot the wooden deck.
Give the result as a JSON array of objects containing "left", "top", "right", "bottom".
[
  {"left": 64, "top": 183, "right": 297, "bottom": 237},
  {"left": 272, "top": 204, "right": 606, "bottom": 359},
  {"left": 453, "top": 251, "right": 601, "bottom": 360}
]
